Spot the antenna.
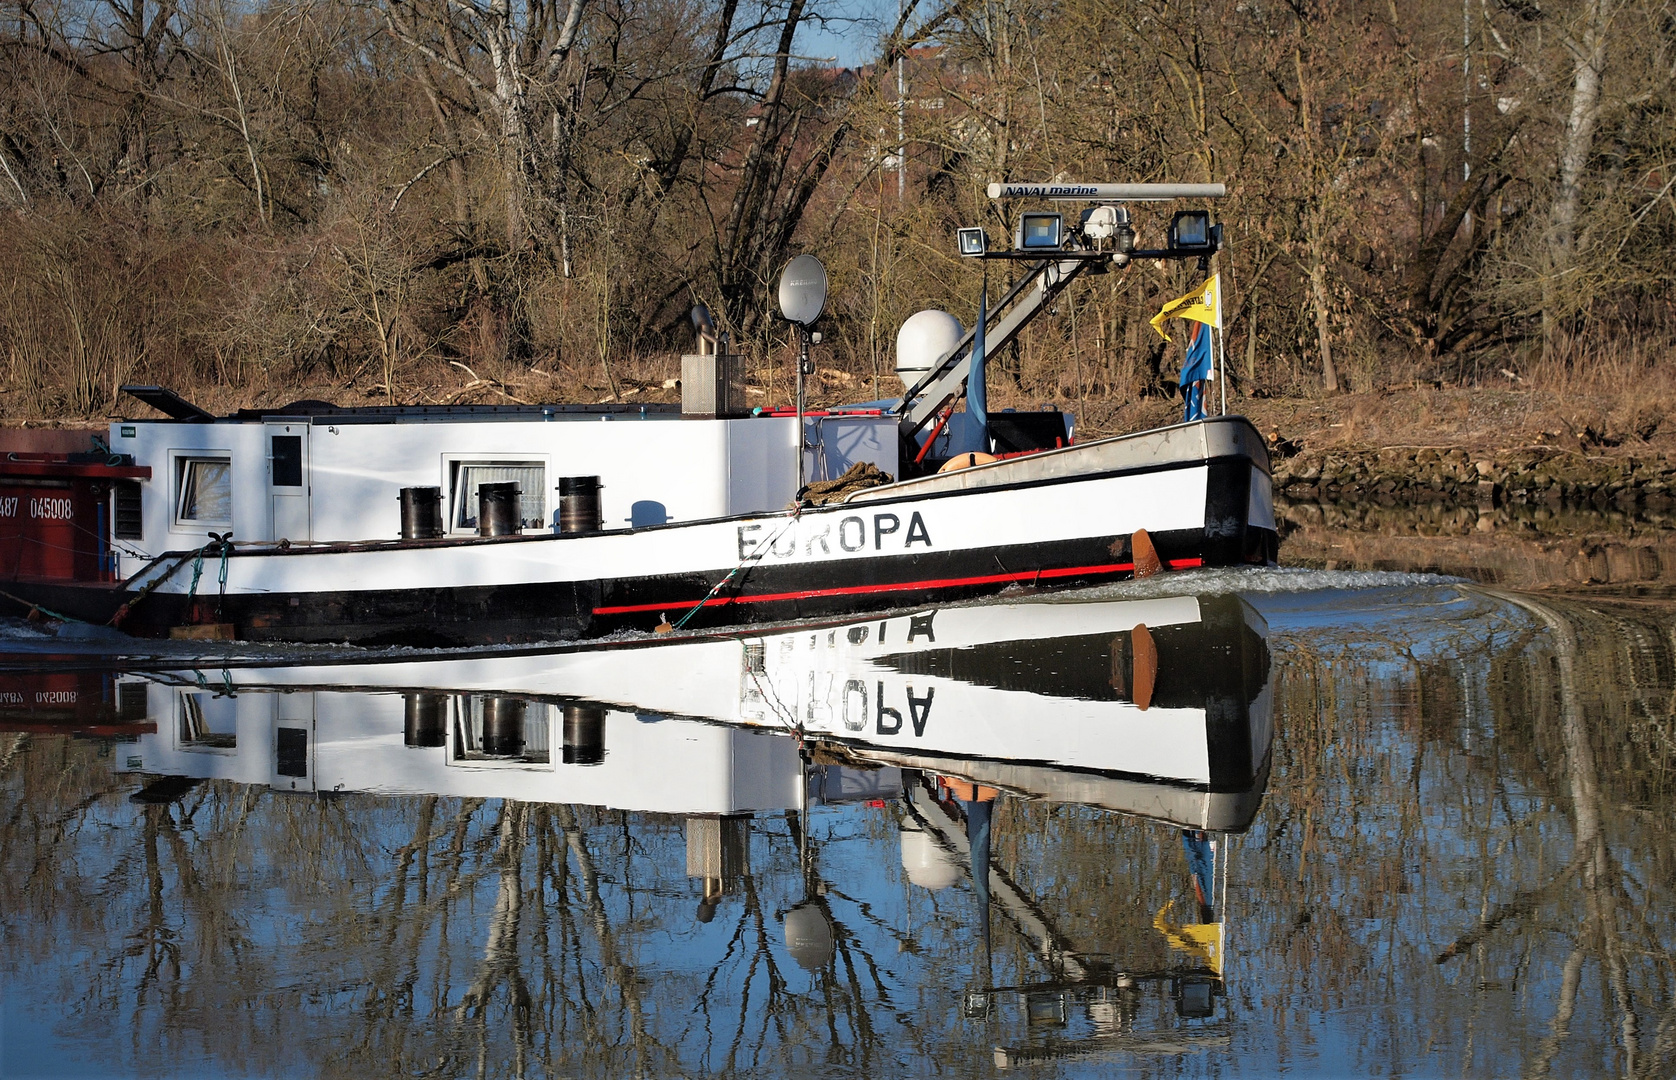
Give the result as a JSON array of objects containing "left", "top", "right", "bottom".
[
  {"left": 986, "top": 182, "right": 1227, "bottom": 201},
  {"left": 776, "top": 255, "right": 828, "bottom": 327},
  {"left": 776, "top": 255, "right": 829, "bottom": 500}
]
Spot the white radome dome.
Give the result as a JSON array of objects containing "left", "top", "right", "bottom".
[
  {"left": 899, "top": 825, "right": 961, "bottom": 891},
  {"left": 895, "top": 310, "right": 964, "bottom": 390}
]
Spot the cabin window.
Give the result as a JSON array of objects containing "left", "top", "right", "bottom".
[
  {"left": 450, "top": 696, "right": 553, "bottom": 767},
  {"left": 178, "top": 692, "right": 237, "bottom": 751},
  {"left": 175, "top": 456, "right": 232, "bottom": 528},
  {"left": 271, "top": 435, "right": 303, "bottom": 487},
  {"left": 117, "top": 681, "right": 149, "bottom": 724},
  {"left": 113, "top": 480, "right": 142, "bottom": 540},
  {"left": 450, "top": 461, "right": 547, "bottom": 532},
  {"left": 276, "top": 727, "right": 308, "bottom": 777}
]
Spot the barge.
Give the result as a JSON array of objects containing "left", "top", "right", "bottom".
[
  {"left": 0, "top": 182, "right": 1274, "bottom": 646},
  {"left": 114, "top": 589, "right": 1273, "bottom": 825}
]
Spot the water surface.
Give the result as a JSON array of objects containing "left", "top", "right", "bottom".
[{"left": 1, "top": 576, "right": 1672, "bottom": 1078}]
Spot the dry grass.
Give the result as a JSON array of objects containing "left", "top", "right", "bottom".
[
  {"left": 1223, "top": 354, "right": 1676, "bottom": 461},
  {"left": 18, "top": 330, "right": 1676, "bottom": 473}
]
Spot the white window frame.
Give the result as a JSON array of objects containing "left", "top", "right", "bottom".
[
  {"left": 447, "top": 697, "right": 556, "bottom": 770},
  {"left": 171, "top": 452, "right": 233, "bottom": 532},
  {"left": 444, "top": 456, "right": 550, "bottom": 535},
  {"left": 176, "top": 691, "right": 237, "bottom": 755}
]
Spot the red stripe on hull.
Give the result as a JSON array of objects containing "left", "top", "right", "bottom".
[{"left": 591, "top": 558, "right": 1205, "bottom": 616}]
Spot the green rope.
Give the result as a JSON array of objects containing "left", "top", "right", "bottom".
[
  {"left": 670, "top": 511, "right": 801, "bottom": 632},
  {"left": 186, "top": 549, "right": 205, "bottom": 606},
  {"left": 673, "top": 564, "right": 746, "bottom": 631},
  {"left": 0, "top": 587, "right": 86, "bottom": 625},
  {"left": 184, "top": 533, "right": 232, "bottom": 618},
  {"left": 215, "top": 541, "right": 231, "bottom": 617}
]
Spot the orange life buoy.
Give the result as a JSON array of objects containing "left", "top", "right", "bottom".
[{"left": 937, "top": 451, "right": 997, "bottom": 473}]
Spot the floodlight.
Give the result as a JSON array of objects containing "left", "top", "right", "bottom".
[
  {"left": 1026, "top": 992, "right": 1069, "bottom": 1027},
  {"left": 1168, "top": 210, "right": 1218, "bottom": 255},
  {"left": 1173, "top": 975, "right": 1218, "bottom": 1019},
  {"left": 1013, "top": 212, "right": 1063, "bottom": 251},
  {"left": 957, "top": 227, "right": 989, "bottom": 257}
]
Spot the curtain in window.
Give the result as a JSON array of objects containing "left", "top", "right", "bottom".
[
  {"left": 454, "top": 464, "right": 546, "bottom": 530},
  {"left": 178, "top": 459, "right": 232, "bottom": 523}
]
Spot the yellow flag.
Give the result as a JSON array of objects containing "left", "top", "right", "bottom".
[
  {"left": 1153, "top": 902, "right": 1226, "bottom": 976},
  {"left": 1149, "top": 274, "right": 1222, "bottom": 341}
]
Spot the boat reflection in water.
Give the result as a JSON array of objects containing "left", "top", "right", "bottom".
[{"left": 108, "top": 590, "right": 1270, "bottom": 1062}]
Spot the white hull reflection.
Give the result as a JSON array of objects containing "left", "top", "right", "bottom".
[
  {"left": 113, "top": 591, "right": 1273, "bottom": 828},
  {"left": 117, "top": 688, "right": 896, "bottom": 816}
]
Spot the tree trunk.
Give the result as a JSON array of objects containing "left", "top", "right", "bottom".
[
  {"left": 485, "top": 2, "right": 530, "bottom": 254},
  {"left": 1308, "top": 253, "right": 1337, "bottom": 393},
  {"left": 1544, "top": 0, "right": 1611, "bottom": 364}
]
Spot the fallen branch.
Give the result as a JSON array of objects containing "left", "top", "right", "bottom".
[{"left": 445, "top": 362, "right": 531, "bottom": 404}]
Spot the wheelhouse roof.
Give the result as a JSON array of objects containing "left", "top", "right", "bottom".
[{"left": 118, "top": 385, "right": 682, "bottom": 425}]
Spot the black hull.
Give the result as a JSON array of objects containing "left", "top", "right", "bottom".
[
  {"left": 0, "top": 525, "right": 1278, "bottom": 647},
  {"left": 0, "top": 418, "right": 1278, "bottom": 647}
]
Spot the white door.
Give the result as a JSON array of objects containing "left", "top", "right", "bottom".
[
  {"left": 266, "top": 422, "right": 311, "bottom": 542},
  {"left": 270, "top": 692, "right": 316, "bottom": 793}
]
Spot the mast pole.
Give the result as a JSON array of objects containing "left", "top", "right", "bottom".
[
  {"left": 796, "top": 328, "right": 809, "bottom": 496},
  {"left": 1219, "top": 327, "right": 1227, "bottom": 416},
  {"left": 896, "top": 0, "right": 906, "bottom": 202}
]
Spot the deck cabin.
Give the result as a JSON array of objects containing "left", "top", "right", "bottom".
[{"left": 100, "top": 388, "right": 900, "bottom": 580}]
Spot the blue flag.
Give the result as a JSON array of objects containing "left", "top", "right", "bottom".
[
  {"left": 1180, "top": 320, "right": 1212, "bottom": 422},
  {"left": 969, "top": 284, "right": 989, "bottom": 447}
]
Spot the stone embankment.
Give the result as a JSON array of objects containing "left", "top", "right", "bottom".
[{"left": 1270, "top": 445, "right": 1676, "bottom": 509}]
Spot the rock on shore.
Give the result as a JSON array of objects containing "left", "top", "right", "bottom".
[{"left": 1270, "top": 445, "right": 1676, "bottom": 510}]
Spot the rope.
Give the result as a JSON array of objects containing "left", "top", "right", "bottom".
[
  {"left": 109, "top": 533, "right": 229, "bottom": 627},
  {"left": 914, "top": 402, "right": 957, "bottom": 465},
  {"left": 68, "top": 514, "right": 151, "bottom": 561},
  {"left": 109, "top": 550, "right": 196, "bottom": 626},
  {"left": 184, "top": 531, "right": 232, "bottom": 615},
  {"left": 809, "top": 416, "right": 831, "bottom": 488},
  {"left": 215, "top": 540, "right": 231, "bottom": 617},
  {"left": 0, "top": 525, "right": 149, "bottom": 562},
  {"left": 743, "top": 643, "right": 806, "bottom": 744},
  {"left": 739, "top": 635, "right": 815, "bottom": 749},
  {"left": 186, "top": 549, "right": 205, "bottom": 606},
  {"left": 0, "top": 586, "right": 86, "bottom": 625},
  {"left": 670, "top": 510, "right": 802, "bottom": 631},
  {"left": 797, "top": 461, "right": 895, "bottom": 506}
]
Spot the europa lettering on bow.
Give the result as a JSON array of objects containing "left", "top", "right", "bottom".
[
  {"left": 738, "top": 511, "right": 932, "bottom": 560},
  {"left": 835, "top": 680, "right": 934, "bottom": 736}
]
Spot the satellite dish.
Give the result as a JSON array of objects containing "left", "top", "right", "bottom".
[
  {"left": 776, "top": 254, "right": 827, "bottom": 327},
  {"left": 784, "top": 901, "right": 836, "bottom": 970}
]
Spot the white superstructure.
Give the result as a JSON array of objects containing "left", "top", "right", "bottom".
[{"left": 108, "top": 407, "right": 897, "bottom": 571}]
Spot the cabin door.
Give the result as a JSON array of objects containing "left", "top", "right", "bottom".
[
  {"left": 270, "top": 692, "right": 316, "bottom": 793},
  {"left": 265, "top": 422, "right": 311, "bottom": 542}
]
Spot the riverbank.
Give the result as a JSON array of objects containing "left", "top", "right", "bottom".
[
  {"left": 1269, "top": 445, "right": 1676, "bottom": 509},
  {"left": 1085, "top": 382, "right": 1676, "bottom": 510},
  {"left": 1276, "top": 498, "right": 1676, "bottom": 591},
  {"left": 14, "top": 379, "right": 1676, "bottom": 510}
]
